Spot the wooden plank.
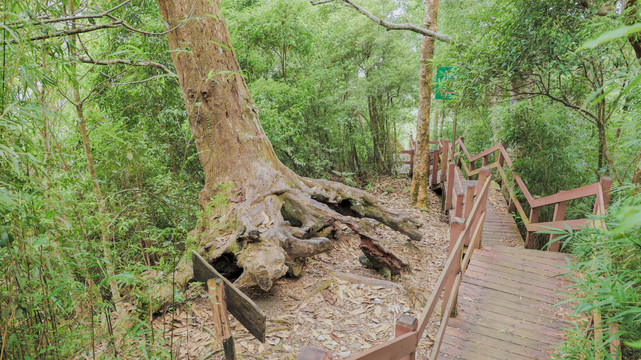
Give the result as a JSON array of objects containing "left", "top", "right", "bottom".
[
  {"left": 468, "top": 252, "right": 568, "bottom": 277},
  {"left": 449, "top": 312, "right": 562, "bottom": 345},
  {"left": 456, "top": 297, "right": 569, "bottom": 330},
  {"left": 529, "top": 182, "right": 599, "bottom": 208},
  {"left": 526, "top": 218, "right": 591, "bottom": 232},
  {"left": 463, "top": 270, "right": 560, "bottom": 300},
  {"left": 208, "top": 278, "right": 237, "bottom": 360},
  {"left": 192, "top": 251, "right": 267, "bottom": 342},
  {"left": 475, "top": 247, "right": 569, "bottom": 267},
  {"left": 444, "top": 325, "right": 549, "bottom": 359},
  {"left": 471, "top": 252, "right": 567, "bottom": 275},
  {"left": 487, "top": 244, "right": 570, "bottom": 261},
  {"left": 465, "top": 263, "right": 564, "bottom": 292},
  {"left": 347, "top": 331, "right": 417, "bottom": 360},
  {"left": 466, "top": 261, "right": 566, "bottom": 288},
  {"left": 462, "top": 276, "right": 559, "bottom": 305},
  {"left": 474, "top": 247, "right": 568, "bottom": 268},
  {"left": 439, "top": 336, "right": 503, "bottom": 360},
  {"left": 447, "top": 317, "right": 558, "bottom": 355},
  {"left": 457, "top": 283, "right": 568, "bottom": 323}
]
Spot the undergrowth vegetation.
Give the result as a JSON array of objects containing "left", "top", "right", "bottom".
[{"left": 551, "top": 191, "right": 641, "bottom": 359}]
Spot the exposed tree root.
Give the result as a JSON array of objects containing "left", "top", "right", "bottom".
[{"left": 191, "top": 171, "right": 421, "bottom": 292}]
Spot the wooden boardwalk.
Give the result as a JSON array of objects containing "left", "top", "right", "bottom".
[{"left": 438, "top": 183, "right": 572, "bottom": 360}]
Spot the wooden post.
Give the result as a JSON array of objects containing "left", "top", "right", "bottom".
[
  {"left": 208, "top": 278, "right": 237, "bottom": 360},
  {"left": 525, "top": 207, "right": 540, "bottom": 249},
  {"left": 464, "top": 185, "right": 475, "bottom": 219},
  {"left": 594, "top": 176, "right": 613, "bottom": 214},
  {"left": 441, "top": 140, "right": 450, "bottom": 184},
  {"left": 445, "top": 162, "right": 455, "bottom": 212},
  {"left": 455, "top": 193, "right": 464, "bottom": 218},
  {"left": 548, "top": 201, "right": 568, "bottom": 252},
  {"left": 482, "top": 155, "right": 489, "bottom": 167},
  {"left": 450, "top": 217, "right": 465, "bottom": 253},
  {"left": 609, "top": 323, "right": 620, "bottom": 360},
  {"left": 594, "top": 309, "right": 603, "bottom": 360},
  {"left": 298, "top": 347, "right": 333, "bottom": 360},
  {"left": 468, "top": 160, "right": 475, "bottom": 180},
  {"left": 431, "top": 148, "right": 440, "bottom": 186},
  {"left": 441, "top": 251, "right": 461, "bottom": 318},
  {"left": 601, "top": 177, "right": 613, "bottom": 209},
  {"left": 476, "top": 175, "right": 491, "bottom": 249},
  {"left": 476, "top": 167, "right": 490, "bottom": 196},
  {"left": 395, "top": 315, "right": 418, "bottom": 360}
]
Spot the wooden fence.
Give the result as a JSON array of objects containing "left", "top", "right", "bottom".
[
  {"left": 299, "top": 144, "right": 493, "bottom": 360},
  {"left": 434, "top": 137, "right": 613, "bottom": 251},
  {"left": 298, "top": 136, "right": 616, "bottom": 360}
]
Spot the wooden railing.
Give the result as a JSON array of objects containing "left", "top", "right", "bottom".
[
  {"left": 434, "top": 137, "right": 614, "bottom": 251},
  {"left": 299, "top": 160, "right": 494, "bottom": 360},
  {"left": 296, "top": 136, "right": 619, "bottom": 360},
  {"left": 586, "top": 309, "right": 621, "bottom": 360}
]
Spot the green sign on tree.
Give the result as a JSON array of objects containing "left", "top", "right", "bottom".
[{"left": 435, "top": 66, "right": 455, "bottom": 100}]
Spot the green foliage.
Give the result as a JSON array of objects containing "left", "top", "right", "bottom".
[
  {"left": 224, "top": 0, "right": 421, "bottom": 177},
  {"left": 552, "top": 192, "right": 641, "bottom": 359}
]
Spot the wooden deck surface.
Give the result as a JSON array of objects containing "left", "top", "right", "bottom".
[{"left": 438, "top": 182, "right": 572, "bottom": 360}]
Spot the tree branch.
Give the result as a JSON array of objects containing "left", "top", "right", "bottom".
[
  {"left": 311, "top": 0, "right": 452, "bottom": 43},
  {"left": 9, "top": 0, "right": 130, "bottom": 29},
  {"left": 7, "top": 22, "right": 124, "bottom": 44},
  {"left": 77, "top": 56, "right": 177, "bottom": 77}
]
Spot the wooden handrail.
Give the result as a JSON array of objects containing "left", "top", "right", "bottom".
[
  {"left": 341, "top": 175, "right": 492, "bottom": 360},
  {"left": 453, "top": 138, "right": 613, "bottom": 250},
  {"left": 469, "top": 143, "right": 501, "bottom": 162},
  {"left": 530, "top": 183, "right": 599, "bottom": 208}
]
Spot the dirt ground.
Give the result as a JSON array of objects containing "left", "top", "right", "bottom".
[{"left": 156, "top": 176, "right": 451, "bottom": 359}]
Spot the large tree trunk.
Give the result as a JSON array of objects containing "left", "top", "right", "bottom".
[
  {"left": 155, "top": 0, "right": 420, "bottom": 292},
  {"left": 410, "top": 0, "right": 439, "bottom": 208}
]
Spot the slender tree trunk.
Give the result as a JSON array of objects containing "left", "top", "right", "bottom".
[
  {"left": 155, "top": 0, "right": 420, "bottom": 294},
  {"left": 68, "top": 5, "right": 124, "bottom": 323},
  {"left": 411, "top": 0, "right": 439, "bottom": 208},
  {"left": 633, "top": 149, "right": 641, "bottom": 193},
  {"left": 597, "top": 118, "right": 605, "bottom": 171},
  {"left": 452, "top": 108, "right": 458, "bottom": 143},
  {"left": 439, "top": 106, "right": 444, "bottom": 139}
]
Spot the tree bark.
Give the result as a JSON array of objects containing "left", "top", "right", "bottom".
[
  {"left": 410, "top": 0, "right": 439, "bottom": 208},
  {"left": 624, "top": 0, "right": 641, "bottom": 61},
  {"left": 633, "top": 149, "right": 641, "bottom": 194},
  {"left": 155, "top": 0, "right": 420, "bottom": 293}
]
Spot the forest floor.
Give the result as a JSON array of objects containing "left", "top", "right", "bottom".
[{"left": 154, "top": 176, "right": 452, "bottom": 359}]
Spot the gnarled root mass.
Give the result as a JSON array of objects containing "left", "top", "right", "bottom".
[{"left": 195, "top": 171, "right": 422, "bottom": 292}]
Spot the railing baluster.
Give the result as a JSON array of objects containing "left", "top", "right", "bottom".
[
  {"left": 446, "top": 162, "right": 455, "bottom": 212},
  {"left": 526, "top": 207, "right": 540, "bottom": 249},
  {"left": 548, "top": 201, "right": 568, "bottom": 252},
  {"left": 464, "top": 185, "right": 475, "bottom": 220}
]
